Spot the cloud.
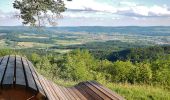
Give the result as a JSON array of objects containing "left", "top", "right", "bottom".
[
  {"left": 0, "top": 10, "right": 18, "bottom": 19},
  {"left": 0, "top": 10, "right": 8, "bottom": 18},
  {"left": 64, "top": 0, "right": 170, "bottom": 18},
  {"left": 119, "top": 1, "right": 137, "bottom": 6},
  {"left": 0, "top": 10, "right": 21, "bottom": 26},
  {"left": 64, "top": 0, "right": 116, "bottom": 13},
  {"left": 117, "top": 5, "right": 170, "bottom": 17}
]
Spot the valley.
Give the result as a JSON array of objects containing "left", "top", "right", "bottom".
[{"left": 0, "top": 26, "right": 170, "bottom": 52}]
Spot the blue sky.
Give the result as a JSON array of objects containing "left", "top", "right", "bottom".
[{"left": 0, "top": 0, "right": 170, "bottom": 26}]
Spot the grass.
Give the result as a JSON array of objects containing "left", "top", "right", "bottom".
[
  {"left": 106, "top": 83, "right": 170, "bottom": 100},
  {"left": 0, "top": 39, "right": 8, "bottom": 47},
  {"left": 19, "top": 35, "right": 48, "bottom": 39},
  {"left": 17, "top": 42, "right": 34, "bottom": 48},
  {"left": 17, "top": 42, "right": 53, "bottom": 48},
  {"left": 52, "top": 49, "right": 72, "bottom": 53},
  {"left": 54, "top": 40, "right": 83, "bottom": 46}
]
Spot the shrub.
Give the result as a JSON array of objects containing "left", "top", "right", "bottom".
[{"left": 108, "top": 61, "right": 134, "bottom": 83}]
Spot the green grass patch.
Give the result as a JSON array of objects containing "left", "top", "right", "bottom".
[{"left": 106, "top": 83, "right": 170, "bottom": 100}]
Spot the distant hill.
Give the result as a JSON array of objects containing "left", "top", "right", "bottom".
[
  {"left": 50, "top": 26, "right": 170, "bottom": 36},
  {"left": 0, "top": 26, "right": 170, "bottom": 50},
  {"left": 1, "top": 26, "right": 170, "bottom": 36}
]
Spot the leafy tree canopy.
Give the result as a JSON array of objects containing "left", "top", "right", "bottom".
[{"left": 13, "top": 0, "right": 67, "bottom": 26}]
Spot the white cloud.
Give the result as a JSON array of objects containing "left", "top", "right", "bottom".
[
  {"left": 64, "top": 0, "right": 116, "bottom": 13},
  {"left": 63, "top": 11, "right": 92, "bottom": 18},
  {"left": 117, "top": 4, "right": 170, "bottom": 17},
  {"left": 64, "top": 0, "right": 170, "bottom": 18},
  {"left": 0, "top": 10, "right": 18, "bottom": 19},
  {"left": 0, "top": 10, "right": 6, "bottom": 18},
  {"left": 119, "top": 1, "right": 137, "bottom": 6},
  {"left": 149, "top": 5, "right": 170, "bottom": 16}
]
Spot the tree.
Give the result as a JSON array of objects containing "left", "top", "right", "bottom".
[
  {"left": 151, "top": 58, "right": 170, "bottom": 86},
  {"left": 60, "top": 49, "right": 96, "bottom": 81},
  {"left": 133, "top": 62, "right": 152, "bottom": 84},
  {"left": 30, "top": 53, "right": 41, "bottom": 64},
  {"left": 51, "top": 63, "right": 60, "bottom": 79},
  {"left": 13, "top": 0, "right": 66, "bottom": 26},
  {"left": 109, "top": 61, "right": 134, "bottom": 82}
]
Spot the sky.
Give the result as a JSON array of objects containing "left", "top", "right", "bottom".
[{"left": 0, "top": 0, "right": 170, "bottom": 26}]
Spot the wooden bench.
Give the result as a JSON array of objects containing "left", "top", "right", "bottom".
[{"left": 0, "top": 55, "right": 124, "bottom": 100}]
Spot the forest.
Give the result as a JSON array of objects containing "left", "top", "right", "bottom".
[{"left": 0, "top": 45, "right": 170, "bottom": 100}]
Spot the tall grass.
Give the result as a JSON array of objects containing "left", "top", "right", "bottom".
[{"left": 106, "top": 83, "right": 170, "bottom": 100}]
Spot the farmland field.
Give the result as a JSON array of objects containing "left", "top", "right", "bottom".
[{"left": 0, "top": 26, "right": 170, "bottom": 52}]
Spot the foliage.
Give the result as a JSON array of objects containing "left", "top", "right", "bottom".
[
  {"left": 108, "top": 61, "right": 134, "bottom": 82},
  {"left": 130, "top": 62, "right": 152, "bottom": 84},
  {"left": 151, "top": 58, "right": 170, "bottom": 88},
  {"left": 107, "top": 46, "right": 169, "bottom": 62},
  {"left": 0, "top": 46, "right": 170, "bottom": 100},
  {"left": 13, "top": 0, "right": 66, "bottom": 26},
  {"left": 59, "top": 49, "right": 97, "bottom": 81}
]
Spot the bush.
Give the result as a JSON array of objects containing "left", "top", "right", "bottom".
[
  {"left": 108, "top": 61, "right": 134, "bottom": 83},
  {"left": 60, "top": 49, "right": 96, "bottom": 81},
  {"left": 134, "top": 63, "right": 152, "bottom": 84},
  {"left": 151, "top": 59, "right": 170, "bottom": 87}
]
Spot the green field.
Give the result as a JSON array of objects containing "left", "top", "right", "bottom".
[{"left": 0, "top": 26, "right": 170, "bottom": 51}]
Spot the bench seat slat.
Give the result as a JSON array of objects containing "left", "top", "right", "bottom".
[
  {"left": 0, "top": 56, "right": 9, "bottom": 83},
  {"left": 70, "top": 87, "right": 87, "bottom": 100},
  {"left": 22, "top": 57, "right": 37, "bottom": 91},
  {"left": 26, "top": 59, "right": 46, "bottom": 96},
  {"left": 15, "top": 56, "right": 26, "bottom": 86},
  {"left": 75, "top": 84, "right": 94, "bottom": 100},
  {"left": 83, "top": 82, "right": 111, "bottom": 100},
  {"left": 51, "top": 82, "right": 68, "bottom": 100},
  {"left": 2, "top": 56, "right": 15, "bottom": 86},
  {"left": 90, "top": 81, "right": 124, "bottom": 100}
]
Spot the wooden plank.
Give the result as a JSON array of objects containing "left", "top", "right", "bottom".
[
  {"left": 47, "top": 80, "right": 62, "bottom": 100},
  {"left": 62, "top": 87, "right": 75, "bottom": 100},
  {"left": 90, "top": 81, "right": 124, "bottom": 100},
  {"left": 67, "top": 87, "right": 81, "bottom": 100},
  {"left": 21, "top": 57, "right": 37, "bottom": 91},
  {"left": 44, "top": 78, "right": 60, "bottom": 100},
  {"left": 58, "top": 85, "right": 71, "bottom": 100},
  {"left": 0, "top": 57, "right": 4, "bottom": 65},
  {"left": 70, "top": 87, "right": 87, "bottom": 100},
  {"left": 88, "top": 81, "right": 117, "bottom": 99},
  {"left": 92, "top": 81, "right": 124, "bottom": 99},
  {"left": 77, "top": 82, "right": 103, "bottom": 100},
  {"left": 2, "top": 55, "right": 15, "bottom": 85},
  {"left": 0, "top": 56, "right": 9, "bottom": 83},
  {"left": 38, "top": 75, "right": 56, "bottom": 100},
  {"left": 51, "top": 82, "right": 68, "bottom": 100},
  {"left": 15, "top": 56, "right": 26, "bottom": 86},
  {"left": 75, "top": 84, "right": 94, "bottom": 100},
  {"left": 83, "top": 82, "right": 111, "bottom": 100},
  {"left": 26, "top": 59, "right": 46, "bottom": 96}
]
